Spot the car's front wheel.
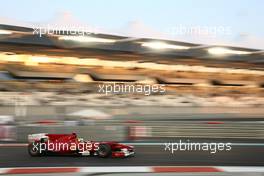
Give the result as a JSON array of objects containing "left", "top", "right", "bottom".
[{"left": 28, "top": 142, "right": 43, "bottom": 157}]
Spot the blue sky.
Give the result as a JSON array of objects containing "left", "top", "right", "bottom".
[{"left": 0, "top": 0, "right": 263, "bottom": 49}]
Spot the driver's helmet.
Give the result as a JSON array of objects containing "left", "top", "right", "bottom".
[{"left": 78, "top": 138, "right": 84, "bottom": 142}]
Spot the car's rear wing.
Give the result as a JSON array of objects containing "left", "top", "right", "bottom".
[{"left": 28, "top": 133, "right": 48, "bottom": 143}]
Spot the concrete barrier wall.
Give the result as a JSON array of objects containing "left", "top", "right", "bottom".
[
  {"left": 3, "top": 121, "right": 264, "bottom": 142},
  {"left": 15, "top": 125, "right": 127, "bottom": 142}
]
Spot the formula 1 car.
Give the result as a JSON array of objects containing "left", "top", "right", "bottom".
[{"left": 28, "top": 133, "right": 135, "bottom": 158}]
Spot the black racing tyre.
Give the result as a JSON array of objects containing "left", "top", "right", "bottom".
[
  {"left": 97, "top": 144, "right": 112, "bottom": 158},
  {"left": 28, "top": 142, "right": 43, "bottom": 157}
]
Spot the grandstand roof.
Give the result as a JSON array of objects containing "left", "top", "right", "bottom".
[{"left": 0, "top": 24, "right": 263, "bottom": 67}]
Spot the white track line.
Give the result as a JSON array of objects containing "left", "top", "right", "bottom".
[
  {"left": 124, "top": 142, "right": 264, "bottom": 146},
  {"left": 217, "top": 166, "right": 264, "bottom": 172},
  {"left": 80, "top": 166, "right": 152, "bottom": 173},
  {"left": 0, "top": 142, "right": 264, "bottom": 147},
  {"left": 0, "top": 143, "right": 27, "bottom": 147}
]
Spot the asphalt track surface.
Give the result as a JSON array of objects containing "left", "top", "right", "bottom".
[{"left": 0, "top": 139, "right": 263, "bottom": 167}]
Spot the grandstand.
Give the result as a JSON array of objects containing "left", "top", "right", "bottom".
[{"left": 0, "top": 24, "right": 263, "bottom": 107}]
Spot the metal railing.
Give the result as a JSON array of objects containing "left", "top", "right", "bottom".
[{"left": 129, "top": 121, "right": 264, "bottom": 139}]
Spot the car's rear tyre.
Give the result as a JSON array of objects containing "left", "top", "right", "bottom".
[
  {"left": 28, "top": 142, "right": 43, "bottom": 157},
  {"left": 98, "top": 144, "right": 111, "bottom": 158}
]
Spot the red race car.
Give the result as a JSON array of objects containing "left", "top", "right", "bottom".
[{"left": 28, "top": 133, "right": 135, "bottom": 158}]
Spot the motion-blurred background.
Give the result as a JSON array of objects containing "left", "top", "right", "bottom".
[
  {"left": 0, "top": 23, "right": 263, "bottom": 143},
  {"left": 0, "top": 1, "right": 264, "bottom": 172}
]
